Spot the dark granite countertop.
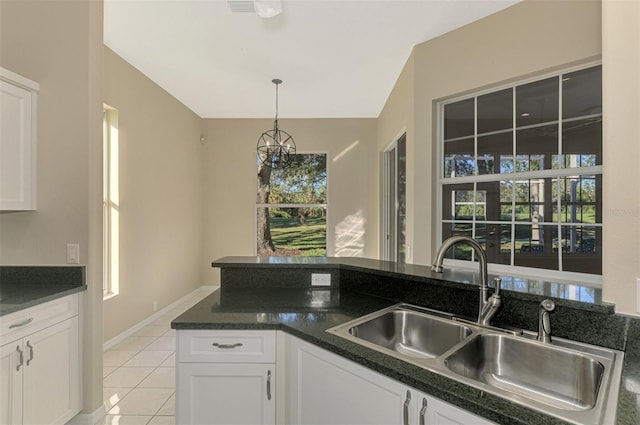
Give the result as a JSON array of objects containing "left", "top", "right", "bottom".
[
  {"left": 0, "top": 266, "right": 87, "bottom": 316},
  {"left": 173, "top": 287, "right": 640, "bottom": 425}
]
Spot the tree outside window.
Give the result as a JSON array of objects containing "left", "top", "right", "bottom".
[{"left": 256, "top": 153, "right": 327, "bottom": 257}]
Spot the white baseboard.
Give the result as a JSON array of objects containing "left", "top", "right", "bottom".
[
  {"left": 103, "top": 285, "right": 217, "bottom": 351},
  {"left": 66, "top": 404, "right": 106, "bottom": 425}
]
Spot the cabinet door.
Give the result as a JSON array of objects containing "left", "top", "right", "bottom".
[
  {"left": 22, "top": 317, "right": 80, "bottom": 425},
  {"left": 177, "top": 363, "right": 275, "bottom": 425},
  {"left": 0, "top": 79, "right": 36, "bottom": 211},
  {"left": 0, "top": 341, "right": 23, "bottom": 425},
  {"left": 289, "top": 337, "right": 411, "bottom": 425},
  {"left": 415, "top": 392, "right": 495, "bottom": 425}
]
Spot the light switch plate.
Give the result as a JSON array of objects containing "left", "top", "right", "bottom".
[
  {"left": 66, "top": 243, "right": 80, "bottom": 264},
  {"left": 311, "top": 273, "right": 331, "bottom": 286}
]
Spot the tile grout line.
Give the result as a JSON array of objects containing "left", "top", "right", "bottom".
[{"left": 100, "top": 291, "right": 210, "bottom": 425}]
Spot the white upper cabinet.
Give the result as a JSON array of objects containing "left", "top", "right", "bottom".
[{"left": 0, "top": 67, "right": 39, "bottom": 211}]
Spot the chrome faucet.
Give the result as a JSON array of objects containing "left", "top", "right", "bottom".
[
  {"left": 431, "top": 236, "right": 501, "bottom": 326},
  {"left": 538, "top": 299, "right": 555, "bottom": 343}
]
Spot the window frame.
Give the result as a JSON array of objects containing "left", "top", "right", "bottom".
[
  {"left": 103, "top": 104, "right": 119, "bottom": 299},
  {"left": 436, "top": 62, "right": 603, "bottom": 286}
]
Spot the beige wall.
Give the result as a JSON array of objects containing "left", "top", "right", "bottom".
[
  {"left": 601, "top": 0, "right": 640, "bottom": 315},
  {"left": 0, "top": 0, "right": 105, "bottom": 414},
  {"left": 0, "top": 0, "right": 92, "bottom": 264},
  {"left": 103, "top": 47, "right": 205, "bottom": 341},
  {"left": 201, "top": 118, "right": 378, "bottom": 285}
]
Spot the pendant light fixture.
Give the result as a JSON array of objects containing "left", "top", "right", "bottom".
[{"left": 257, "top": 79, "right": 296, "bottom": 169}]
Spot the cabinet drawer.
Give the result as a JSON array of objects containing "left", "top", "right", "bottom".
[
  {"left": 0, "top": 294, "right": 79, "bottom": 342},
  {"left": 178, "top": 330, "right": 276, "bottom": 363}
]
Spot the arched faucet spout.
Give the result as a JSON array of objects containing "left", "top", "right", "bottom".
[{"left": 431, "top": 236, "right": 500, "bottom": 325}]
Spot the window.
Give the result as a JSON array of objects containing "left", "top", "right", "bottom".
[
  {"left": 383, "top": 133, "right": 407, "bottom": 263},
  {"left": 103, "top": 105, "right": 119, "bottom": 298},
  {"left": 256, "top": 153, "right": 327, "bottom": 256},
  {"left": 439, "top": 65, "right": 602, "bottom": 281}
]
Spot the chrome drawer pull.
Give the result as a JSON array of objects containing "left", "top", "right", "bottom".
[
  {"left": 267, "top": 370, "right": 272, "bottom": 400},
  {"left": 26, "top": 341, "right": 34, "bottom": 366},
  {"left": 16, "top": 345, "right": 23, "bottom": 371},
  {"left": 419, "top": 398, "right": 428, "bottom": 425},
  {"left": 403, "top": 390, "right": 411, "bottom": 425},
  {"left": 9, "top": 317, "right": 34, "bottom": 329},
  {"left": 212, "top": 342, "right": 243, "bottom": 349}
]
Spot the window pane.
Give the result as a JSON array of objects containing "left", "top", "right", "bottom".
[
  {"left": 562, "top": 118, "right": 602, "bottom": 167},
  {"left": 514, "top": 224, "right": 558, "bottom": 271},
  {"left": 267, "top": 154, "right": 327, "bottom": 204},
  {"left": 441, "top": 222, "right": 474, "bottom": 260},
  {"left": 516, "top": 77, "right": 559, "bottom": 127},
  {"left": 515, "top": 125, "right": 557, "bottom": 171},
  {"left": 514, "top": 180, "right": 530, "bottom": 203},
  {"left": 477, "top": 132, "right": 512, "bottom": 175},
  {"left": 257, "top": 207, "right": 326, "bottom": 256},
  {"left": 477, "top": 88, "right": 512, "bottom": 134},
  {"left": 562, "top": 66, "right": 602, "bottom": 119},
  {"left": 444, "top": 99, "right": 474, "bottom": 140},
  {"left": 499, "top": 225, "right": 513, "bottom": 255},
  {"left": 444, "top": 138, "right": 474, "bottom": 177},
  {"left": 563, "top": 226, "right": 601, "bottom": 274},
  {"left": 442, "top": 183, "right": 473, "bottom": 221},
  {"left": 454, "top": 190, "right": 475, "bottom": 220}
]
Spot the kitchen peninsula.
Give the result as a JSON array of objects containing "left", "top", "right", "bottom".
[{"left": 172, "top": 257, "right": 640, "bottom": 424}]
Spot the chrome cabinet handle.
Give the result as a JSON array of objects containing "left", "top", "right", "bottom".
[
  {"left": 267, "top": 370, "right": 272, "bottom": 400},
  {"left": 26, "top": 341, "right": 34, "bottom": 366},
  {"left": 9, "top": 317, "right": 34, "bottom": 329},
  {"left": 211, "top": 342, "right": 243, "bottom": 349},
  {"left": 403, "top": 390, "right": 411, "bottom": 425},
  {"left": 16, "top": 345, "right": 23, "bottom": 371},
  {"left": 419, "top": 398, "right": 428, "bottom": 425}
]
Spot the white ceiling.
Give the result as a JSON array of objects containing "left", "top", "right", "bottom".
[{"left": 104, "top": 0, "right": 520, "bottom": 119}]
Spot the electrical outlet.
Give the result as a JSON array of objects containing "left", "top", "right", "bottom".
[
  {"left": 311, "top": 273, "right": 331, "bottom": 287},
  {"left": 66, "top": 244, "right": 80, "bottom": 264},
  {"left": 153, "top": 301, "right": 158, "bottom": 312}
]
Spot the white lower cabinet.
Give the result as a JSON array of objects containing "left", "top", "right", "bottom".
[
  {"left": 176, "top": 330, "right": 276, "bottom": 425},
  {"left": 0, "top": 294, "right": 80, "bottom": 425},
  {"left": 288, "top": 335, "right": 495, "bottom": 425},
  {"left": 175, "top": 330, "right": 494, "bottom": 425}
]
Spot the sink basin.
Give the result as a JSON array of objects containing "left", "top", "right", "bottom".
[
  {"left": 444, "top": 334, "right": 605, "bottom": 411},
  {"left": 347, "top": 309, "right": 472, "bottom": 359},
  {"left": 326, "top": 303, "right": 625, "bottom": 424}
]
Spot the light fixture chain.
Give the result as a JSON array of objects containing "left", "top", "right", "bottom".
[{"left": 275, "top": 81, "right": 278, "bottom": 121}]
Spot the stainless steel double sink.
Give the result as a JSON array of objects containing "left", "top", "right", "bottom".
[{"left": 326, "top": 304, "right": 624, "bottom": 425}]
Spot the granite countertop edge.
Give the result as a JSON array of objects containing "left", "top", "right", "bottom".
[
  {"left": 212, "top": 256, "right": 614, "bottom": 315},
  {"left": 0, "top": 284, "right": 87, "bottom": 316},
  {"left": 172, "top": 289, "right": 639, "bottom": 425}
]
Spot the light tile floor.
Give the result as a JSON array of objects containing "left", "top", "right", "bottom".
[{"left": 98, "top": 291, "right": 211, "bottom": 425}]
